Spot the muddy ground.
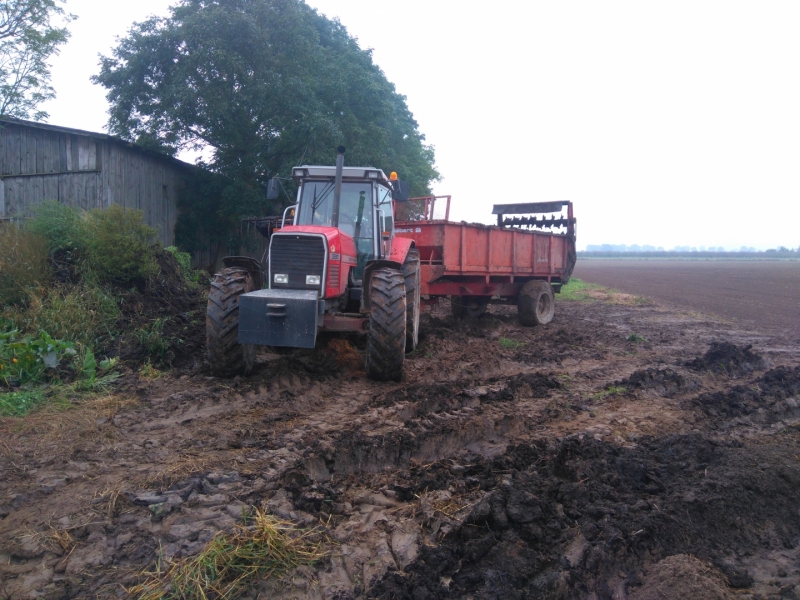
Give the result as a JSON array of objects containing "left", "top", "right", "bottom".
[{"left": 2, "top": 288, "right": 800, "bottom": 599}]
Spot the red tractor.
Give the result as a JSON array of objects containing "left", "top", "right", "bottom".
[
  {"left": 207, "top": 147, "right": 419, "bottom": 380},
  {"left": 206, "top": 147, "right": 577, "bottom": 380}
]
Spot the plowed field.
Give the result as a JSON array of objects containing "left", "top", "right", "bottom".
[
  {"left": 575, "top": 259, "right": 800, "bottom": 341},
  {"left": 3, "top": 284, "right": 800, "bottom": 599}
]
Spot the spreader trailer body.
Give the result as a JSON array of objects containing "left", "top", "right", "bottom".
[
  {"left": 394, "top": 197, "right": 576, "bottom": 319},
  {"left": 206, "top": 149, "right": 576, "bottom": 380}
]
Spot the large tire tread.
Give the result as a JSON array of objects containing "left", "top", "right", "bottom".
[
  {"left": 207, "top": 267, "right": 255, "bottom": 377},
  {"left": 365, "top": 268, "right": 406, "bottom": 381}
]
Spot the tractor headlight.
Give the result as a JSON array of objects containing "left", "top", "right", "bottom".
[
  {"left": 273, "top": 273, "right": 288, "bottom": 284},
  {"left": 306, "top": 275, "right": 321, "bottom": 286}
]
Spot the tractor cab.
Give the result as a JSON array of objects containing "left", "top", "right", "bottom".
[{"left": 288, "top": 165, "right": 396, "bottom": 281}]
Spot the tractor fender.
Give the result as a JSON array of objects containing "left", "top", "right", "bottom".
[
  {"left": 389, "top": 237, "right": 414, "bottom": 264},
  {"left": 222, "top": 256, "right": 263, "bottom": 290}
]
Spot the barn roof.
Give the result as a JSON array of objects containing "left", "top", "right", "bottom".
[{"left": 0, "top": 116, "right": 196, "bottom": 171}]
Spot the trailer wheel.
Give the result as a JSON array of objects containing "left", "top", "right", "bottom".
[
  {"left": 403, "top": 249, "right": 421, "bottom": 351},
  {"left": 207, "top": 267, "right": 256, "bottom": 377},
  {"left": 365, "top": 268, "right": 407, "bottom": 381},
  {"left": 451, "top": 296, "right": 488, "bottom": 319},
  {"left": 518, "top": 280, "right": 555, "bottom": 326}
]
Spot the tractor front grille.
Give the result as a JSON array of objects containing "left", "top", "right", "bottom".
[{"left": 270, "top": 234, "right": 326, "bottom": 291}]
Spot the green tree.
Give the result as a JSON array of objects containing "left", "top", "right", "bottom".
[
  {"left": 0, "top": 0, "right": 73, "bottom": 120},
  {"left": 93, "top": 0, "right": 438, "bottom": 252}
]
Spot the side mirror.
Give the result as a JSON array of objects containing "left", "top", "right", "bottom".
[
  {"left": 267, "top": 178, "right": 280, "bottom": 200},
  {"left": 391, "top": 180, "right": 410, "bottom": 202}
]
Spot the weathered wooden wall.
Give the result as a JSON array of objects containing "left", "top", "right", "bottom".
[{"left": 0, "top": 121, "right": 189, "bottom": 247}]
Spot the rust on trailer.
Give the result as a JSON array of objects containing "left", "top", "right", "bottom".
[{"left": 395, "top": 196, "right": 576, "bottom": 297}]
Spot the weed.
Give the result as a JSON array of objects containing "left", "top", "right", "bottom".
[
  {"left": 18, "top": 283, "right": 120, "bottom": 347},
  {"left": 0, "top": 224, "right": 51, "bottom": 306},
  {"left": 84, "top": 205, "right": 160, "bottom": 283},
  {"left": 134, "top": 318, "right": 170, "bottom": 359},
  {"left": 499, "top": 337, "right": 524, "bottom": 350},
  {"left": 139, "top": 361, "right": 164, "bottom": 379},
  {"left": 129, "top": 510, "right": 325, "bottom": 600},
  {"left": 0, "top": 329, "right": 75, "bottom": 387},
  {"left": 627, "top": 333, "right": 648, "bottom": 343},
  {"left": 73, "top": 346, "right": 120, "bottom": 390}
]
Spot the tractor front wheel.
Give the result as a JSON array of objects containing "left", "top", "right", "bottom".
[
  {"left": 403, "top": 249, "right": 421, "bottom": 352},
  {"left": 207, "top": 267, "right": 256, "bottom": 377},
  {"left": 518, "top": 280, "right": 555, "bottom": 326},
  {"left": 365, "top": 268, "right": 407, "bottom": 381}
]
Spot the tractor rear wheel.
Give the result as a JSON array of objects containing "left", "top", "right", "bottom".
[
  {"left": 365, "top": 268, "right": 407, "bottom": 381},
  {"left": 403, "top": 249, "right": 421, "bottom": 352},
  {"left": 518, "top": 280, "right": 555, "bottom": 326},
  {"left": 207, "top": 267, "right": 256, "bottom": 377},
  {"left": 451, "top": 296, "right": 488, "bottom": 319}
]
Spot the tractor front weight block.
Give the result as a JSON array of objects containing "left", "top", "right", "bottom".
[{"left": 238, "top": 289, "right": 321, "bottom": 349}]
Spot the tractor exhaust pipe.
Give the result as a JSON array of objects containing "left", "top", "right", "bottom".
[{"left": 331, "top": 145, "right": 345, "bottom": 228}]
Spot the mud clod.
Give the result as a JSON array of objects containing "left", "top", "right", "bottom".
[
  {"left": 686, "top": 342, "right": 766, "bottom": 377},
  {"left": 619, "top": 367, "right": 691, "bottom": 397}
]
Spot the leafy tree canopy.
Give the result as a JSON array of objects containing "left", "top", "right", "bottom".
[
  {"left": 94, "top": 0, "right": 439, "bottom": 253},
  {"left": 0, "top": 0, "right": 73, "bottom": 120}
]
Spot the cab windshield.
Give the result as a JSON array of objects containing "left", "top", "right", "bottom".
[{"left": 297, "top": 181, "right": 375, "bottom": 276}]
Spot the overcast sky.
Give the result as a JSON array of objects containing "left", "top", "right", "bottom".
[{"left": 40, "top": 1, "right": 800, "bottom": 251}]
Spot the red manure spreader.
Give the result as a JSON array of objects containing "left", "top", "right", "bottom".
[{"left": 206, "top": 148, "right": 576, "bottom": 380}]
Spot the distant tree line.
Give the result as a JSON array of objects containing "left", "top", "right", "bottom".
[{"left": 584, "top": 244, "right": 800, "bottom": 253}]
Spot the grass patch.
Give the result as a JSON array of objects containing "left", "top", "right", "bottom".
[
  {"left": 499, "top": 337, "right": 524, "bottom": 350},
  {"left": 560, "top": 279, "right": 653, "bottom": 305},
  {"left": 592, "top": 385, "right": 627, "bottom": 401},
  {"left": 627, "top": 333, "right": 648, "bottom": 343},
  {"left": 130, "top": 511, "right": 325, "bottom": 600},
  {"left": 558, "top": 278, "right": 607, "bottom": 302},
  {"left": 0, "top": 390, "right": 46, "bottom": 416}
]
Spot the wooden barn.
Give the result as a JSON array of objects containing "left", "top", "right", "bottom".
[{"left": 0, "top": 117, "right": 194, "bottom": 247}]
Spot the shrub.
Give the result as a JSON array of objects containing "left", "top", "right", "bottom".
[
  {"left": 84, "top": 205, "right": 160, "bottom": 283},
  {"left": 0, "top": 224, "right": 51, "bottom": 306},
  {"left": 20, "top": 284, "right": 120, "bottom": 347},
  {"left": 25, "top": 200, "right": 89, "bottom": 255}
]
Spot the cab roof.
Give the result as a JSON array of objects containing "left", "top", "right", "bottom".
[{"left": 291, "top": 165, "right": 390, "bottom": 183}]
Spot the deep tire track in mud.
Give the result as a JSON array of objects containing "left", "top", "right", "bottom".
[{"left": 2, "top": 296, "right": 800, "bottom": 599}]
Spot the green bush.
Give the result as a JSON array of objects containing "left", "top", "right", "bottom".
[
  {"left": 0, "top": 224, "right": 51, "bottom": 306},
  {"left": 85, "top": 205, "right": 160, "bottom": 283},
  {"left": 19, "top": 284, "right": 120, "bottom": 347},
  {"left": 26, "top": 200, "right": 90, "bottom": 255}
]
